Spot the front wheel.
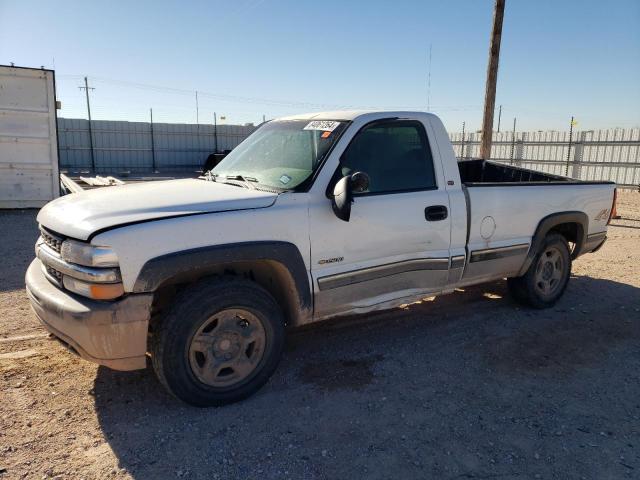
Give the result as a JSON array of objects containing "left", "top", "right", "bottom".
[
  {"left": 151, "top": 277, "right": 285, "bottom": 407},
  {"left": 507, "top": 233, "right": 571, "bottom": 309}
]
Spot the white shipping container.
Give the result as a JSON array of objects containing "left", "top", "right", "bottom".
[{"left": 0, "top": 65, "right": 59, "bottom": 208}]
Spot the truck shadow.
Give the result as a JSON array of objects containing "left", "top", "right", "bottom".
[{"left": 93, "top": 275, "right": 640, "bottom": 479}]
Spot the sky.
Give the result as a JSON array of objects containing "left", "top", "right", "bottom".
[{"left": 1, "top": 0, "right": 639, "bottom": 132}]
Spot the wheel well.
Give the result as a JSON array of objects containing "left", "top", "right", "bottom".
[
  {"left": 517, "top": 212, "right": 588, "bottom": 276},
  {"left": 148, "top": 260, "right": 310, "bottom": 335},
  {"left": 548, "top": 222, "right": 582, "bottom": 257},
  {"left": 549, "top": 222, "right": 578, "bottom": 243}
]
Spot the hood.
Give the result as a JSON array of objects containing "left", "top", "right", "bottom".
[{"left": 37, "top": 179, "right": 278, "bottom": 240}]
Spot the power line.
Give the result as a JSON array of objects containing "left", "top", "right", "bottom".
[{"left": 80, "top": 75, "right": 482, "bottom": 112}]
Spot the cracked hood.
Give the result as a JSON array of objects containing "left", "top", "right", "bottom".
[{"left": 37, "top": 179, "right": 278, "bottom": 240}]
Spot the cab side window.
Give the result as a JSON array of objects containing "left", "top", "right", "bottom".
[{"left": 339, "top": 120, "right": 436, "bottom": 194}]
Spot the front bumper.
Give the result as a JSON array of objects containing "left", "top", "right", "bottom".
[{"left": 25, "top": 259, "right": 152, "bottom": 371}]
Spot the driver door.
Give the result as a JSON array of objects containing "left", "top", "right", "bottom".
[{"left": 308, "top": 118, "right": 452, "bottom": 319}]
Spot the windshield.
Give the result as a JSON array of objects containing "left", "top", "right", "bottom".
[{"left": 212, "top": 119, "right": 348, "bottom": 190}]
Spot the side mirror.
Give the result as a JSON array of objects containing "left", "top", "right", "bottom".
[
  {"left": 351, "top": 171, "right": 370, "bottom": 193},
  {"left": 331, "top": 171, "right": 370, "bottom": 222}
]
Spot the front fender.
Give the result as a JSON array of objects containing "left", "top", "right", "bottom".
[{"left": 132, "top": 241, "right": 312, "bottom": 319}]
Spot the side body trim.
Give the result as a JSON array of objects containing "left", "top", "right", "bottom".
[
  {"left": 133, "top": 241, "right": 312, "bottom": 311},
  {"left": 450, "top": 255, "right": 466, "bottom": 269},
  {"left": 470, "top": 244, "right": 530, "bottom": 263},
  {"left": 586, "top": 231, "right": 607, "bottom": 243},
  {"left": 584, "top": 231, "right": 607, "bottom": 253},
  {"left": 317, "top": 257, "right": 449, "bottom": 291}
]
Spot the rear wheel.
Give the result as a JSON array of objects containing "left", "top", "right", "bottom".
[
  {"left": 507, "top": 233, "right": 571, "bottom": 309},
  {"left": 151, "top": 277, "right": 285, "bottom": 407}
]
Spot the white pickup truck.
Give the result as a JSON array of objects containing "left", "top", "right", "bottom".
[{"left": 26, "top": 111, "right": 616, "bottom": 406}]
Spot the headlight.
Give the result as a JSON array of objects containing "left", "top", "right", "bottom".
[
  {"left": 63, "top": 277, "right": 124, "bottom": 300},
  {"left": 60, "top": 239, "right": 119, "bottom": 267}
]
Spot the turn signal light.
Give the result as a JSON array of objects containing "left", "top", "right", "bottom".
[{"left": 63, "top": 277, "right": 124, "bottom": 300}]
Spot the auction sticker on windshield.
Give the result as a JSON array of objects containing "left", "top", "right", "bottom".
[{"left": 303, "top": 120, "right": 341, "bottom": 132}]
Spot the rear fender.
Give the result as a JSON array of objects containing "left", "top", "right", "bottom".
[{"left": 517, "top": 211, "right": 588, "bottom": 276}]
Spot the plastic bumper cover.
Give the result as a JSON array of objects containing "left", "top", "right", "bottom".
[{"left": 25, "top": 259, "right": 152, "bottom": 371}]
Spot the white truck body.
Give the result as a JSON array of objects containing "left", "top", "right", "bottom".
[
  {"left": 26, "top": 110, "right": 615, "bottom": 404},
  {"left": 0, "top": 65, "right": 59, "bottom": 208}
]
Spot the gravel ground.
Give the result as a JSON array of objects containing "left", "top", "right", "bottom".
[{"left": 1, "top": 192, "right": 639, "bottom": 480}]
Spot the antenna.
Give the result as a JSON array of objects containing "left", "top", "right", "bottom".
[
  {"left": 79, "top": 77, "right": 96, "bottom": 171},
  {"left": 214, "top": 112, "right": 218, "bottom": 153},
  {"left": 195, "top": 90, "right": 200, "bottom": 125},
  {"left": 427, "top": 44, "right": 432, "bottom": 111}
]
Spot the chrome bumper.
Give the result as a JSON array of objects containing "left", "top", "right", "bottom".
[{"left": 25, "top": 259, "right": 152, "bottom": 371}]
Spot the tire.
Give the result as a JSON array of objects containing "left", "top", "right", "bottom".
[
  {"left": 151, "top": 277, "right": 285, "bottom": 407},
  {"left": 507, "top": 233, "right": 571, "bottom": 309}
]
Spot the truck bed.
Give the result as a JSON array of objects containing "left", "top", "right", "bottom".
[
  {"left": 455, "top": 158, "right": 615, "bottom": 285},
  {"left": 457, "top": 159, "right": 611, "bottom": 186}
]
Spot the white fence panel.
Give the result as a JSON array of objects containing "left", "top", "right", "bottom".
[
  {"left": 450, "top": 128, "right": 640, "bottom": 188},
  {"left": 57, "top": 118, "right": 639, "bottom": 187}
]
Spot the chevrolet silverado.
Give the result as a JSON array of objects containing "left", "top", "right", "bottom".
[{"left": 26, "top": 111, "right": 616, "bottom": 406}]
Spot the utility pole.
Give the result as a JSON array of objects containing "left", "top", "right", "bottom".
[
  {"left": 497, "top": 104, "right": 502, "bottom": 132},
  {"left": 565, "top": 116, "right": 575, "bottom": 176},
  {"left": 79, "top": 77, "right": 96, "bottom": 171},
  {"left": 480, "top": 0, "right": 506, "bottom": 160},
  {"left": 461, "top": 121, "right": 466, "bottom": 159}
]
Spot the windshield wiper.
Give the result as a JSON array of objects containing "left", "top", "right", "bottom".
[
  {"left": 203, "top": 171, "right": 218, "bottom": 182},
  {"left": 223, "top": 174, "right": 258, "bottom": 190}
]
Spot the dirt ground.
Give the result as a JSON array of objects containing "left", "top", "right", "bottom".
[{"left": 1, "top": 192, "right": 639, "bottom": 480}]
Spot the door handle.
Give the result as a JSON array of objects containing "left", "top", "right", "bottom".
[{"left": 425, "top": 205, "right": 448, "bottom": 221}]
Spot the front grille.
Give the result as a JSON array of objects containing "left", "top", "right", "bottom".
[
  {"left": 43, "top": 264, "right": 63, "bottom": 287},
  {"left": 45, "top": 265, "right": 63, "bottom": 282},
  {"left": 40, "top": 227, "right": 64, "bottom": 254}
]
